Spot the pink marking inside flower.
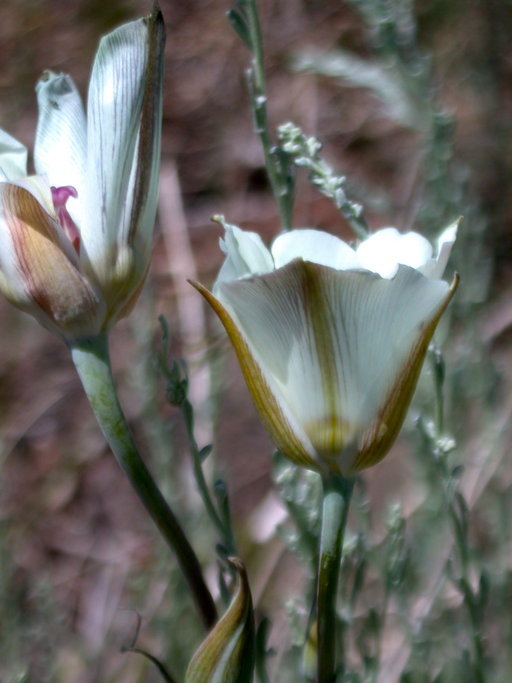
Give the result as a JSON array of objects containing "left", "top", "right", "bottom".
[{"left": 51, "top": 185, "right": 80, "bottom": 253}]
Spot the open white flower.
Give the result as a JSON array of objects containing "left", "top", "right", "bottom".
[
  {"left": 0, "top": 8, "right": 164, "bottom": 339},
  {"left": 194, "top": 222, "right": 458, "bottom": 475}
]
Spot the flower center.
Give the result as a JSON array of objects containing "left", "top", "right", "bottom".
[
  {"left": 51, "top": 185, "right": 80, "bottom": 253},
  {"left": 304, "top": 414, "right": 353, "bottom": 456}
]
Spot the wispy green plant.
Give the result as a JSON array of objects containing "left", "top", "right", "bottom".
[
  {"left": 227, "top": 0, "right": 296, "bottom": 230},
  {"left": 157, "top": 315, "right": 237, "bottom": 563},
  {"left": 1, "top": 0, "right": 507, "bottom": 681},
  {"left": 277, "top": 122, "right": 369, "bottom": 240},
  {"left": 416, "top": 348, "right": 488, "bottom": 682}
]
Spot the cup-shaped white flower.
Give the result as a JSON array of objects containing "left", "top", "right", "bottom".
[
  {"left": 193, "top": 222, "right": 458, "bottom": 475},
  {"left": 0, "top": 8, "right": 164, "bottom": 339}
]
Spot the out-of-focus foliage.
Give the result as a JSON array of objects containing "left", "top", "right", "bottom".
[{"left": 1, "top": 0, "right": 512, "bottom": 681}]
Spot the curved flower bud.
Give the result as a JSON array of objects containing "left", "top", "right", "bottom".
[
  {"left": 193, "top": 223, "right": 459, "bottom": 475},
  {"left": 185, "top": 557, "right": 255, "bottom": 683},
  {"left": 0, "top": 7, "right": 164, "bottom": 339},
  {"left": 0, "top": 181, "right": 101, "bottom": 338}
]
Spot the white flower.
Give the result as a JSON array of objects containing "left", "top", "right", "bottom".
[
  {"left": 194, "top": 222, "right": 458, "bottom": 475},
  {"left": 0, "top": 9, "right": 164, "bottom": 339}
]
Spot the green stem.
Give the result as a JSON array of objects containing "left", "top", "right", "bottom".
[
  {"left": 245, "top": 0, "right": 293, "bottom": 231},
  {"left": 317, "top": 474, "right": 354, "bottom": 683},
  {"left": 124, "top": 647, "right": 177, "bottom": 683},
  {"left": 428, "top": 349, "right": 486, "bottom": 681},
  {"left": 182, "top": 398, "right": 236, "bottom": 555},
  {"left": 448, "top": 503, "right": 486, "bottom": 683},
  {"left": 69, "top": 333, "right": 217, "bottom": 630}
]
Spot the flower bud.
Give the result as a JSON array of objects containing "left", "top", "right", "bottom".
[
  {"left": 0, "top": 7, "right": 164, "bottom": 339},
  {"left": 185, "top": 557, "right": 255, "bottom": 683}
]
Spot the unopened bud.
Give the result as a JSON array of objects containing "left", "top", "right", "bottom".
[{"left": 185, "top": 557, "right": 255, "bottom": 683}]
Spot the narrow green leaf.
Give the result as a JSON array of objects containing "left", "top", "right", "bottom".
[
  {"left": 199, "top": 444, "right": 213, "bottom": 462},
  {"left": 227, "top": 9, "right": 252, "bottom": 49},
  {"left": 123, "top": 646, "right": 176, "bottom": 683}
]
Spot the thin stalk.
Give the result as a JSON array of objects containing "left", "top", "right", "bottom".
[
  {"left": 69, "top": 333, "right": 217, "bottom": 630},
  {"left": 317, "top": 474, "right": 354, "bottom": 683},
  {"left": 157, "top": 316, "right": 236, "bottom": 557},
  {"left": 123, "top": 647, "right": 177, "bottom": 683},
  {"left": 429, "top": 344, "right": 445, "bottom": 435},
  {"left": 277, "top": 123, "right": 369, "bottom": 240},
  {"left": 244, "top": 0, "right": 293, "bottom": 231},
  {"left": 428, "top": 348, "right": 486, "bottom": 681},
  {"left": 182, "top": 398, "right": 237, "bottom": 555},
  {"left": 447, "top": 502, "right": 486, "bottom": 683},
  {"left": 425, "top": 455, "right": 487, "bottom": 681}
]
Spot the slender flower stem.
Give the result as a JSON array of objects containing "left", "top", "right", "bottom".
[
  {"left": 277, "top": 123, "right": 369, "bottom": 240},
  {"left": 181, "top": 396, "right": 237, "bottom": 555},
  {"left": 123, "top": 647, "right": 177, "bottom": 683},
  {"left": 157, "top": 317, "right": 237, "bottom": 556},
  {"left": 448, "top": 506, "right": 486, "bottom": 683},
  {"left": 317, "top": 474, "right": 354, "bottom": 683},
  {"left": 243, "top": 0, "right": 294, "bottom": 231},
  {"left": 425, "top": 346, "right": 486, "bottom": 680},
  {"left": 69, "top": 333, "right": 217, "bottom": 630}
]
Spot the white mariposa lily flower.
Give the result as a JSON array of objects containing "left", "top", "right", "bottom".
[
  {"left": 194, "top": 221, "right": 458, "bottom": 475},
  {"left": 0, "top": 8, "right": 164, "bottom": 339}
]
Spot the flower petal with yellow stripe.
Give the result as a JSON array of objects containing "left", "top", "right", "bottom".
[{"left": 194, "top": 222, "right": 458, "bottom": 475}]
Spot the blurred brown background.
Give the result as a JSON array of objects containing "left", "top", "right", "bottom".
[{"left": 1, "top": 0, "right": 512, "bottom": 681}]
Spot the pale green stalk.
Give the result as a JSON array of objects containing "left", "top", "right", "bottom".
[
  {"left": 69, "top": 333, "right": 217, "bottom": 630},
  {"left": 424, "top": 347, "right": 487, "bottom": 681},
  {"left": 229, "top": 0, "right": 295, "bottom": 230},
  {"left": 181, "top": 393, "right": 237, "bottom": 556},
  {"left": 245, "top": 0, "right": 293, "bottom": 231},
  {"left": 157, "top": 316, "right": 237, "bottom": 556},
  {"left": 277, "top": 123, "right": 369, "bottom": 240},
  {"left": 317, "top": 474, "right": 354, "bottom": 682}
]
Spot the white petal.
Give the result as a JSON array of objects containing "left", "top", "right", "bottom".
[
  {"left": 218, "top": 262, "right": 449, "bottom": 472},
  {"left": 11, "top": 175, "right": 56, "bottom": 215},
  {"left": 34, "top": 72, "right": 87, "bottom": 227},
  {"left": 218, "top": 264, "right": 328, "bottom": 434},
  {"left": 85, "top": 17, "right": 150, "bottom": 276},
  {"left": 0, "top": 129, "right": 28, "bottom": 181},
  {"left": 214, "top": 223, "right": 274, "bottom": 290},
  {"left": 420, "top": 220, "right": 458, "bottom": 279},
  {"left": 325, "top": 265, "right": 447, "bottom": 427},
  {"left": 121, "top": 8, "right": 165, "bottom": 265},
  {"left": 357, "top": 227, "right": 433, "bottom": 278},
  {"left": 271, "top": 228, "right": 360, "bottom": 270}
]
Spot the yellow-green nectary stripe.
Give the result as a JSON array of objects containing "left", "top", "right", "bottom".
[{"left": 193, "top": 259, "right": 458, "bottom": 475}]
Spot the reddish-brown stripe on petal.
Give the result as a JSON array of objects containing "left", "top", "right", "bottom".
[{"left": 1, "top": 183, "right": 101, "bottom": 337}]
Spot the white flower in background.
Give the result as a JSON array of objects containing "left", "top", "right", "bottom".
[
  {"left": 0, "top": 9, "right": 164, "bottom": 339},
  {"left": 194, "top": 221, "right": 458, "bottom": 475}
]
